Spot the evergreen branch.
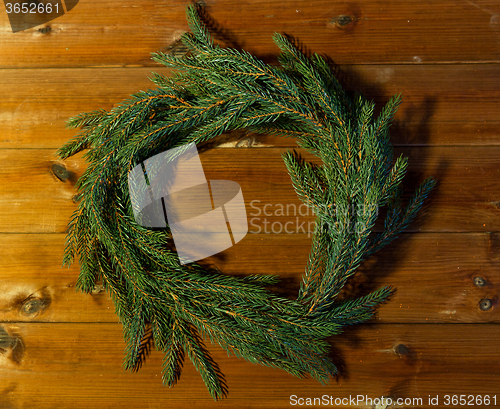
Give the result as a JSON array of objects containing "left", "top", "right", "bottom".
[
  {"left": 66, "top": 108, "right": 109, "bottom": 129},
  {"left": 184, "top": 5, "right": 215, "bottom": 52},
  {"left": 297, "top": 219, "right": 330, "bottom": 302},
  {"left": 366, "top": 178, "right": 436, "bottom": 256},
  {"left": 159, "top": 316, "right": 185, "bottom": 387},
  {"left": 179, "top": 321, "right": 228, "bottom": 400}
]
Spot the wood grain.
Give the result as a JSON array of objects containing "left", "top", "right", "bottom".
[
  {"left": 0, "top": 0, "right": 499, "bottom": 67},
  {"left": 0, "top": 147, "right": 499, "bottom": 233},
  {"left": 0, "top": 323, "right": 499, "bottom": 408},
  {"left": 0, "top": 234, "right": 115, "bottom": 323},
  {"left": 0, "top": 232, "right": 498, "bottom": 324},
  {"left": 0, "top": 64, "right": 499, "bottom": 148}
]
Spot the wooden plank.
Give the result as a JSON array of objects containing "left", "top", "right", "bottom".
[
  {"left": 0, "top": 147, "right": 499, "bottom": 233},
  {"left": 1, "top": 64, "right": 499, "bottom": 148},
  {"left": 0, "top": 0, "right": 499, "bottom": 67},
  {"left": 0, "top": 232, "right": 498, "bottom": 324},
  {"left": 0, "top": 234, "right": 115, "bottom": 323},
  {"left": 0, "top": 323, "right": 499, "bottom": 408},
  {"left": 208, "top": 232, "right": 500, "bottom": 324},
  {"left": 198, "top": 146, "right": 500, "bottom": 234}
]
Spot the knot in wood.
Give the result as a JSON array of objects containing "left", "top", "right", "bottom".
[
  {"left": 52, "top": 163, "right": 69, "bottom": 181},
  {"left": 479, "top": 298, "right": 492, "bottom": 311},
  {"left": 20, "top": 298, "right": 44, "bottom": 317},
  {"left": 332, "top": 15, "right": 356, "bottom": 29},
  {"left": 394, "top": 343, "right": 410, "bottom": 356},
  {"left": 473, "top": 276, "right": 487, "bottom": 287}
]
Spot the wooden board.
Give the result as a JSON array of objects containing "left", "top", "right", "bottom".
[
  {"left": 0, "top": 0, "right": 499, "bottom": 67},
  {"left": 0, "top": 323, "right": 499, "bottom": 408},
  {"left": 0, "top": 64, "right": 499, "bottom": 149},
  {"left": 0, "top": 147, "right": 499, "bottom": 233},
  {"left": 0, "top": 232, "right": 498, "bottom": 324}
]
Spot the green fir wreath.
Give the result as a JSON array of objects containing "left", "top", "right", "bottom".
[{"left": 58, "top": 5, "right": 435, "bottom": 400}]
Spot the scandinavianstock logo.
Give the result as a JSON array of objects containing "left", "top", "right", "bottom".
[
  {"left": 128, "top": 143, "right": 248, "bottom": 265},
  {"left": 4, "top": 0, "right": 79, "bottom": 33}
]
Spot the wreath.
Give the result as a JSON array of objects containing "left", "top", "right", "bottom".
[{"left": 58, "top": 5, "right": 435, "bottom": 400}]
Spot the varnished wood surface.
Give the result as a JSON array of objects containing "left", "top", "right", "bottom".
[
  {"left": 0, "top": 0, "right": 499, "bottom": 407},
  {"left": 0, "top": 64, "right": 499, "bottom": 148},
  {"left": 0, "top": 147, "right": 499, "bottom": 233},
  {"left": 1, "top": 323, "right": 499, "bottom": 408},
  {"left": 0, "top": 232, "right": 498, "bottom": 324},
  {"left": 0, "top": 0, "right": 499, "bottom": 67}
]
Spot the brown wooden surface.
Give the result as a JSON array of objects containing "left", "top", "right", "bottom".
[
  {"left": 1, "top": 147, "right": 499, "bottom": 233},
  {"left": 0, "top": 64, "right": 499, "bottom": 148},
  {"left": 0, "top": 232, "right": 498, "bottom": 324},
  {"left": 0, "top": 0, "right": 500, "bottom": 67},
  {"left": 0, "top": 0, "right": 499, "bottom": 407},
  {"left": 1, "top": 323, "right": 499, "bottom": 408}
]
